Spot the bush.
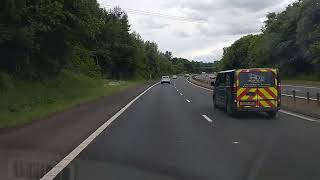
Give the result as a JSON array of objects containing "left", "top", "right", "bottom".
[
  {"left": 0, "top": 72, "right": 13, "bottom": 91},
  {"left": 67, "top": 47, "right": 102, "bottom": 78}
]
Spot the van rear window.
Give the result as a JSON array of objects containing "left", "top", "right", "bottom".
[{"left": 239, "top": 71, "right": 275, "bottom": 88}]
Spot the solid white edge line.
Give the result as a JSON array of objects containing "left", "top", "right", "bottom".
[
  {"left": 187, "top": 77, "right": 319, "bottom": 123},
  {"left": 202, "top": 115, "right": 213, "bottom": 123},
  {"left": 186, "top": 78, "right": 213, "bottom": 92},
  {"left": 40, "top": 82, "right": 160, "bottom": 180},
  {"left": 186, "top": 99, "right": 191, "bottom": 103},
  {"left": 279, "top": 110, "right": 318, "bottom": 122}
]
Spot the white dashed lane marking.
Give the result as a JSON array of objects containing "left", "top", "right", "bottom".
[{"left": 202, "top": 115, "right": 213, "bottom": 123}]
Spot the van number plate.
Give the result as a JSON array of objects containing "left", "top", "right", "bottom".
[{"left": 240, "top": 101, "right": 256, "bottom": 106}]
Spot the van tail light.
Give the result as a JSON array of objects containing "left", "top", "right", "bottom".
[
  {"left": 233, "top": 83, "right": 237, "bottom": 102},
  {"left": 233, "top": 83, "right": 237, "bottom": 92},
  {"left": 278, "top": 82, "right": 281, "bottom": 92},
  {"left": 278, "top": 82, "right": 281, "bottom": 107}
]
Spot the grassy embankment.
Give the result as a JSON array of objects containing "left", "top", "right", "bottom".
[
  {"left": 282, "top": 74, "right": 320, "bottom": 86},
  {"left": 282, "top": 80, "right": 320, "bottom": 86},
  {"left": 0, "top": 70, "right": 147, "bottom": 128}
]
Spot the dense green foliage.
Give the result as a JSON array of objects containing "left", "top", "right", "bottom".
[
  {"left": 0, "top": 0, "right": 205, "bottom": 81},
  {"left": 0, "top": 0, "right": 213, "bottom": 127},
  {"left": 217, "top": 0, "right": 320, "bottom": 79},
  {"left": 171, "top": 57, "right": 213, "bottom": 74}
]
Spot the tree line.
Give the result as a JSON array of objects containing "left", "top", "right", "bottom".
[
  {"left": 0, "top": 0, "right": 206, "bottom": 80},
  {"left": 216, "top": 0, "right": 320, "bottom": 79}
]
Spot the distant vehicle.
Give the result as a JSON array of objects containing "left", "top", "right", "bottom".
[
  {"left": 209, "top": 75, "right": 215, "bottom": 79},
  {"left": 202, "top": 72, "right": 206, "bottom": 74},
  {"left": 161, "top": 76, "right": 171, "bottom": 84},
  {"left": 184, "top": 74, "right": 190, "bottom": 77},
  {"left": 211, "top": 68, "right": 280, "bottom": 118},
  {"left": 172, "top": 75, "right": 177, "bottom": 79}
]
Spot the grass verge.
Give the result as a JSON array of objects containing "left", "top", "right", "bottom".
[
  {"left": 0, "top": 70, "right": 147, "bottom": 128},
  {"left": 282, "top": 80, "right": 320, "bottom": 87},
  {"left": 282, "top": 74, "right": 320, "bottom": 86}
]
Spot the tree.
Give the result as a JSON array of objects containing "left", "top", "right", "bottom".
[
  {"left": 219, "top": 35, "right": 258, "bottom": 70},
  {"left": 216, "top": 0, "right": 319, "bottom": 79},
  {"left": 0, "top": 0, "right": 203, "bottom": 80}
]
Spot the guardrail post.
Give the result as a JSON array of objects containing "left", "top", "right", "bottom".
[
  {"left": 317, "top": 93, "right": 320, "bottom": 105},
  {"left": 293, "top": 90, "right": 296, "bottom": 101},
  {"left": 307, "top": 92, "right": 310, "bottom": 103}
]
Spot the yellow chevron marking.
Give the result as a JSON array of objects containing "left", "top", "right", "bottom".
[
  {"left": 237, "top": 88, "right": 246, "bottom": 96},
  {"left": 269, "top": 87, "right": 278, "bottom": 96},
  {"left": 242, "top": 95, "right": 250, "bottom": 101},
  {"left": 259, "top": 88, "right": 273, "bottom": 99},
  {"left": 259, "top": 100, "right": 269, "bottom": 107}
]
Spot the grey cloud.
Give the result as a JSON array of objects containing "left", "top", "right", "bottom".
[
  {"left": 193, "top": 54, "right": 215, "bottom": 62},
  {"left": 179, "top": 0, "right": 284, "bottom": 12},
  {"left": 168, "top": 0, "right": 276, "bottom": 38},
  {"left": 174, "top": 0, "right": 287, "bottom": 27},
  {"left": 106, "top": 0, "right": 295, "bottom": 61},
  {"left": 198, "top": 20, "right": 261, "bottom": 37},
  {"left": 220, "top": 0, "right": 280, "bottom": 11},
  {"left": 138, "top": 18, "right": 169, "bottom": 29},
  {"left": 174, "top": 31, "right": 191, "bottom": 38}
]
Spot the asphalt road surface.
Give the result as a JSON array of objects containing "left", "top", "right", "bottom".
[
  {"left": 50, "top": 76, "right": 320, "bottom": 180},
  {"left": 196, "top": 74, "right": 320, "bottom": 99}
]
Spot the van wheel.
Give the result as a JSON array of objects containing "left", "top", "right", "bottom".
[
  {"left": 267, "top": 111, "right": 277, "bottom": 118},
  {"left": 226, "top": 100, "right": 235, "bottom": 116}
]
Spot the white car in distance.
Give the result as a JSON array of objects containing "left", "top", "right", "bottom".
[
  {"left": 172, "top": 75, "right": 177, "bottom": 79},
  {"left": 161, "top": 76, "right": 171, "bottom": 84}
]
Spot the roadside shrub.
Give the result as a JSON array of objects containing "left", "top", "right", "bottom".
[
  {"left": 66, "top": 47, "right": 102, "bottom": 78},
  {"left": 0, "top": 72, "right": 13, "bottom": 92}
]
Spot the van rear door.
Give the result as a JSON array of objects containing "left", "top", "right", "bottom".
[
  {"left": 256, "top": 70, "right": 278, "bottom": 108},
  {"left": 236, "top": 69, "right": 278, "bottom": 109},
  {"left": 236, "top": 71, "right": 258, "bottom": 108}
]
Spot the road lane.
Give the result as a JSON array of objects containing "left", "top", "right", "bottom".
[
  {"left": 177, "top": 76, "right": 320, "bottom": 180},
  {"left": 53, "top": 78, "right": 255, "bottom": 180},
  {"left": 53, "top": 76, "right": 320, "bottom": 180}
]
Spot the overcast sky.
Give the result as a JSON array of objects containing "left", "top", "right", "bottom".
[{"left": 98, "top": 0, "right": 296, "bottom": 62}]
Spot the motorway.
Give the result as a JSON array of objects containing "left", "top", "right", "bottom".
[{"left": 49, "top": 76, "right": 320, "bottom": 180}]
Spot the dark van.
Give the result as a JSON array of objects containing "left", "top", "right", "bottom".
[{"left": 212, "top": 68, "right": 281, "bottom": 118}]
